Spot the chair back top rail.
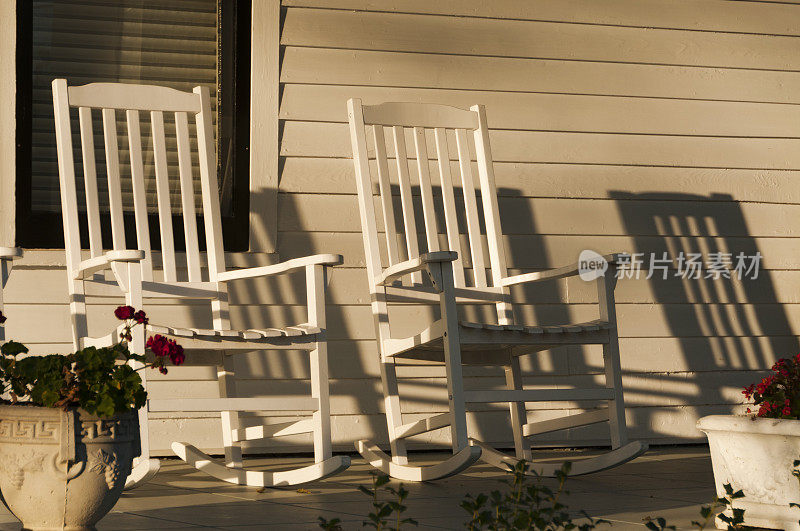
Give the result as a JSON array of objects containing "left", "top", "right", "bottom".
[
  {"left": 52, "top": 79, "right": 226, "bottom": 289},
  {"left": 348, "top": 99, "right": 509, "bottom": 308},
  {"left": 67, "top": 83, "right": 201, "bottom": 113}
]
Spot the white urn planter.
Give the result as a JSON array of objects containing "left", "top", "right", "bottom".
[
  {"left": 0, "top": 404, "right": 140, "bottom": 531},
  {"left": 697, "top": 415, "right": 800, "bottom": 531}
]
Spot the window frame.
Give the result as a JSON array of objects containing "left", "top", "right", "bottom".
[{"left": 14, "top": 0, "right": 254, "bottom": 252}]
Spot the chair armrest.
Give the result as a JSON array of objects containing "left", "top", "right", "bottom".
[
  {"left": 74, "top": 250, "right": 146, "bottom": 280},
  {"left": 377, "top": 251, "right": 458, "bottom": 286},
  {"left": 216, "top": 254, "right": 343, "bottom": 283},
  {"left": 0, "top": 247, "right": 23, "bottom": 261},
  {"left": 499, "top": 253, "right": 621, "bottom": 287}
]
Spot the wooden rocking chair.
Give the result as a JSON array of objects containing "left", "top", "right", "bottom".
[
  {"left": 52, "top": 79, "right": 349, "bottom": 489},
  {"left": 0, "top": 248, "right": 23, "bottom": 343},
  {"left": 347, "top": 99, "right": 648, "bottom": 481}
]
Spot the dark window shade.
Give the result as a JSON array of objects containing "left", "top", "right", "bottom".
[{"left": 17, "top": 0, "right": 250, "bottom": 250}]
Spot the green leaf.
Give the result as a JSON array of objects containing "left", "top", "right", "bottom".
[{"left": 1, "top": 341, "right": 29, "bottom": 357}]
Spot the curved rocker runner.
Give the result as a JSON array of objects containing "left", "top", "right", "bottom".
[
  {"left": 347, "top": 99, "right": 649, "bottom": 481},
  {"left": 173, "top": 443, "right": 350, "bottom": 487}
]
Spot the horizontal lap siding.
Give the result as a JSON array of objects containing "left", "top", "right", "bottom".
[
  {"left": 268, "top": 1, "right": 800, "bottom": 451},
  {"left": 9, "top": 0, "right": 798, "bottom": 454}
]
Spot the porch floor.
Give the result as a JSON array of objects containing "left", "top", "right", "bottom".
[{"left": 0, "top": 445, "right": 724, "bottom": 530}]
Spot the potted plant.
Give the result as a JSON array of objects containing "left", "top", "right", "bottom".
[
  {"left": 697, "top": 354, "right": 800, "bottom": 531},
  {"left": 0, "top": 306, "right": 184, "bottom": 531}
]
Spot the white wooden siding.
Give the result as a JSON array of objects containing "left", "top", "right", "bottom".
[{"left": 6, "top": 0, "right": 800, "bottom": 453}]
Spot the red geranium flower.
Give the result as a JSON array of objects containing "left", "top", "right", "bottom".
[
  {"left": 133, "top": 310, "right": 149, "bottom": 325},
  {"left": 169, "top": 343, "right": 185, "bottom": 366},
  {"left": 114, "top": 305, "right": 135, "bottom": 320},
  {"left": 146, "top": 334, "right": 169, "bottom": 357}
]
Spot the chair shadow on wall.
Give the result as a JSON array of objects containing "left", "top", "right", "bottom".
[{"left": 603, "top": 191, "right": 797, "bottom": 440}]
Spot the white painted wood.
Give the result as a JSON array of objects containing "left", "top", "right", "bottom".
[
  {"left": 68, "top": 83, "right": 200, "bottom": 112},
  {"left": 357, "top": 440, "right": 481, "bottom": 481},
  {"left": 373, "top": 125, "right": 401, "bottom": 265},
  {"left": 77, "top": 107, "right": 102, "bottom": 258},
  {"left": 308, "top": 264, "right": 332, "bottom": 462},
  {"left": 347, "top": 101, "right": 644, "bottom": 480},
  {"left": 414, "top": 127, "right": 440, "bottom": 254},
  {"left": 455, "top": 128, "right": 487, "bottom": 288},
  {"left": 53, "top": 80, "right": 346, "bottom": 488},
  {"left": 362, "top": 102, "right": 478, "bottom": 129},
  {"left": 194, "top": 86, "right": 225, "bottom": 282},
  {"left": 523, "top": 409, "right": 610, "bottom": 437},
  {"left": 150, "top": 110, "right": 177, "bottom": 283},
  {"left": 464, "top": 388, "right": 616, "bottom": 403},
  {"left": 125, "top": 109, "right": 154, "bottom": 281},
  {"left": 123, "top": 459, "right": 160, "bottom": 490},
  {"left": 74, "top": 250, "right": 145, "bottom": 280},
  {"left": 392, "top": 126, "right": 422, "bottom": 284},
  {"left": 173, "top": 443, "right": 350, "bottom": 487},
  {"left": 434, "top": 128, "right": 466, "bottom": 287},
  {"left": 231, "top": 419, "right": 314, "bottom": 442},
  {"left": 470, "top": 438, "right": 647, "bottom": 477},
  {"left": 0, "top": 249, "right": 21, "bottom": 343},
  {"left": 249, "top": 0, "right": 280, "bottom": 253},
  {"left": 395, "top": 412, "right": 452, "bottom": 439},
  {"left": 149, "top": 397, "right": 320, "bottom": 412},
  {"left": 505, "top": 358, "right": 531, "bottom": 460},
  {"left": 174, "top": 111, "right": 202, "bottom": 281},
  {"left": 216, "top": 254, "right": 342, "bottom": 282},
  {"left": 101, "top": 108, "right": 126, "bottom": 251},
  {"left": 377, "top": 251, "right": 457, "bottom": 286}
]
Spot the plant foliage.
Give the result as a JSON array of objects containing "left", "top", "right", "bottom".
[
  {"left": 0, "top": 307, "right": 184, "bottom": 417},
  {"left": 461, "top": 461, "right": 609, "bottom": 530}
]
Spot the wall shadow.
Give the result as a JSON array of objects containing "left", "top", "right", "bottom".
[{"left": 608, "top": 191, "right": 797, "bottom": 439}]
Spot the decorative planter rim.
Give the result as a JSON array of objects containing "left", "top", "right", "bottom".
[{"left": 697, "top": 414, "right": 800, "bottom": 437}]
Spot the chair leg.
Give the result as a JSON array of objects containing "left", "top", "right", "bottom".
[
  {"left": 124, "top": 263, "right": 160, "bottom": 490},
  {"left": 218, "top": 356, "right": 243, "bottom": 468},
  {"left": 505, "top": 357, "right": 531, "bottom": 461},
  {"left": 603, "top": 337, "right": 628, "bottom": 449},
  {"left": 381, "top": 359, "right": 408, "bottom": 465},
  {"left": 433, "top": 262, "right": 469, "bottom": 453},
  {"left": 310, "top": 341, "right": 332, "bottom": 463}
]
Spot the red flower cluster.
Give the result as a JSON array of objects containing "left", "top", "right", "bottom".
[
  {"left": 114, "top": 306, "right": 185, "bottom": 375},
  {"left": 114, "top": 306, "right": 148, "bottom": 324},
  {"left": 0, "top": 310, "right": 5, "bottom": 324},
  {"left": 742, "top": 353, "right": 800, "bottom": 420},
  {"left": 146, "top": 334, "right": 185, "bottom": 374}
]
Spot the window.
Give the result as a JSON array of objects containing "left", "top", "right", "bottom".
[{"left": 16, "top": 0, "right": 251, "bottom": 250}]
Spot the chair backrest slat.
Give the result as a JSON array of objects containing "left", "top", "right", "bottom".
[
  {"left": 125, "top": 109, "right": 154, "bottom": 281},
  {"left": 455, "top": 128, "right": 487, "bottom": 288},
  {"left": 175, "top": 111, "right": 202, "bottom": 281},
  {"left": 348, "top": 99, "right": 383, "bottom": 280},
  {"left": 392, "top": 126, "right": 422, "bottom": 284},
  {"left": 413, "top": 127, "right": 440, "bottom": 254},
  {"left": 78, "top": 107, "right": 102, "bottom": 258},
  {"left": 52, "top": 79, "right": 82, "bottom": 276},
  {"left": 194, "top": 86, "right": 226, "bottom": 284},
  {"left": 101, "top": 108, "right": 126, "bottom": 251},
  {"left": 150, "top": 110, "right": 177, "bottom": 282},
  {"left": 348, "top": 99, "right": 509, "bottom": 313},
  {"left": 472, "top": 105, "right": 512, "bottom": 324},
  {"left": 372, "top": 125, "right": 400, "bottom": 266},
  {"left": 434, "top": 127, "right": 466, "bottom": 288}
]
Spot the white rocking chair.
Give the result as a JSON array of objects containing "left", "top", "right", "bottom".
[
  {"left": 0, "top": 248, "right": 23, "bottom": 343},
  {"left": 347, "top": 99, "right": 648, "bottom": 481},
  {"left": 51, "top": 79, "right": 349, "bottom": 489}
]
